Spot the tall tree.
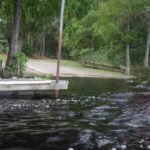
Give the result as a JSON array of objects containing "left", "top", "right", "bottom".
[
  {"left": 20, "top": 0, "right": 60, "bottom": 57},
  {"left": 125, "top": 22, "right": 131, "bottom": 75},
  {"left": 144, "top": 9, "right": 150, "bottom": 68},
  {"left": 6, "top": 0, "right": 21, "bottom": 66}
]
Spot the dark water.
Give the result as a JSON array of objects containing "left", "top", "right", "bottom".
[{"left": 0, "top": 78, "right": 150, "bottom": 150}]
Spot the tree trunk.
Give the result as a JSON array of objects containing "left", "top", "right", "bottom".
[
  {"left": 125, "top": 23, "right": 131, "bottom": 75},
  {"left": 20, "top": 36, "right": 22, "bottom": 50},
  {"left": 27, "top": 33, "right": 31, "bottom": 45},
  {"left": 6, "top": 0, "right": 21, "bottom": 66},
  {"left": 42, "top": 33, "right": 45, "bottom": 56},
  {"left": 144, "top": 29, "right": 150, "bottom": 68},
  {"left": 125, "top": 43, "right": 130, "bottom": 75}
]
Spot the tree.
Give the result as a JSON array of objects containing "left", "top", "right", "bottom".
[
  {"left": 144, "top": 8, "right": 150, "bottom": 68},
  {"left": 64, "top": 0, "right": 99, "bottom": 58},
  {"left": 91, "top": 0, "right": 150, "bottom": 73},
  {"left": 94, "top": 0, "right": 134, "bottom": 74},
  {"left": 6, "top": 0, "right": 21, "bottom": 66},
  {"left": 4, "top": 0, "right": 60, "bottom": 65},
  {"left": 20, "top": 0, "right": 60, "bottom": 57},
  {"left": 125, "top": 22, "right": 131, "bottom": 75},
  {"left": 1, "top": 0, "right": 150, "bottom": 76}
]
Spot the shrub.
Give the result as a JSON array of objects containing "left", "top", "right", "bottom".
[
  {"left": 4, "top": 52, "right": 27, "bottom": 78},
  {"left": 22, "top": 44, "right": 34, "bottom": 56}
]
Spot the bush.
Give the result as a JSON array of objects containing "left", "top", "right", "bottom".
[
  {"left": 22, "top": 44, "right": 34, "bottom": 56},
  {"left": 79, "top": 49, "right": 124, "bottom": 67},
  {"left": 4, "top": 52, "right": 27, "bottom": 78}
]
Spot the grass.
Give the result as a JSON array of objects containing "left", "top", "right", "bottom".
[
  {"left": 0, "top": 54, "right": 82, "bottom": 68},
  {"left": 0, "top": 53, "right": 7, "bottom": 62}
]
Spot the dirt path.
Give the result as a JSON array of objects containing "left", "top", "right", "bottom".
[{"left": 26, "top": 58, "right": 132, "bottom": 79}]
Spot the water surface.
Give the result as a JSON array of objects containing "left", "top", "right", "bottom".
[{"left": 0, "top": 78, "right": 149, "bottom": 150}]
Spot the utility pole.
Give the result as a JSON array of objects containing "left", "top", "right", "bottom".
[{"left": 55, "top": 0, "right": 65, "bottom": 98}]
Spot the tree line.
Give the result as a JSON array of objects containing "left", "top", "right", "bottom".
[
  {"left": 64, "top": 0, "right": 150, "bottom": 75},
  {"left": 0, "top": 0, "right": 150, "bottom": 76}
]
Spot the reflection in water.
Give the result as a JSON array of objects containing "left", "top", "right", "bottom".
[{"left": 0, "top": 78, "right": 149, "bottom": 149}]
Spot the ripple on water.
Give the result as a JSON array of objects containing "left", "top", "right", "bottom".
[{"left": 0, "top": 78, "right": 150, "bottom": 149}]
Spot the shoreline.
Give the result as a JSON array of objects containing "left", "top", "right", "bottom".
[{"left": 25, "top": 66, "right": 134, "bottom": 79}]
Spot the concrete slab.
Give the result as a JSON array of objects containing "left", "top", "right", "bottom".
[{"left": 0, "top": 79, "right": 69, "bottom": 91}]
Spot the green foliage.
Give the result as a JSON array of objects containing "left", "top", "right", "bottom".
[
  {"left": 14, "top": 52, "right": 27, "bottom": 73},
  {"left": 63, "top": 0, "right": 150, "bottom": 73},
  {"left": 0, "top": 54, "right": 7, "bottom": 62},
  {"left": 4, "top": 65, "right": 15, "bottom": 78},
  {"left": 1, "top": 0, "right": 150, "bottom": 77},
  {"left": 64, "top": 7, "right": 98, "bottom": 58},
  {"left": 80, "top": 49, "right": 124, "bottom": 66},
  {"left": 134, "top": 67, "right": 150, "bottom": 79},
  {"left": 40, "top": 75, "right": 52, "bottom": 80},
  {"left": 4, "top": 52, "right": 27, "bottom": 77},
  {"left": 0, "top": 0, "right": 61, "bottom": 59},
  {"left": 22, "top": 43, "right": 34, "bottom": 56}
]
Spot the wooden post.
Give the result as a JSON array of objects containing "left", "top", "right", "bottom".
[{"left": 55, "top": 0, "right": 65, "bottom": 98}]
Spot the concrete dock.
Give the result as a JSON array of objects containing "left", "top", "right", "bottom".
[{"left": 0, "top": 79, "right": 69, "bottom": 91}]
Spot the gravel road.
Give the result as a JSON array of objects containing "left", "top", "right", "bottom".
[{"left": 26, "top": 58, "right": 132, "bottom": 78}]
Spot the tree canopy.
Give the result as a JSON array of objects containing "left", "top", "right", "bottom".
[{"left": 0, "top": 0, "right": 150, "bottom": 76}]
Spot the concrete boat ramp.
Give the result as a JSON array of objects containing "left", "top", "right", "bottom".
[
  {"left": 0, "top": 79, "right": 69, "bottom": 91},
  {"left": 0, "top": 79, "right": 69, "bottom": 98}
]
